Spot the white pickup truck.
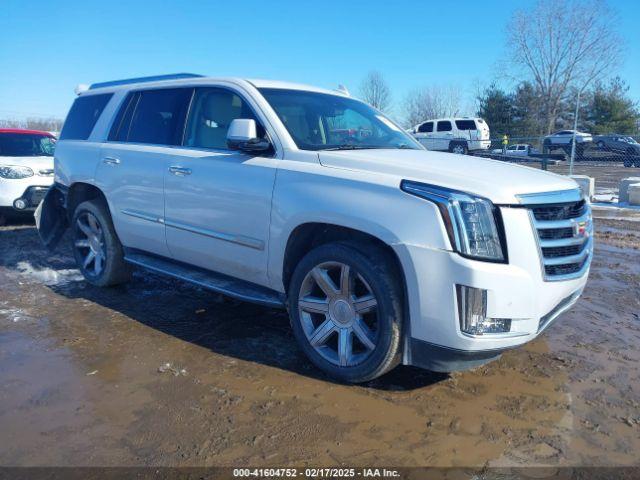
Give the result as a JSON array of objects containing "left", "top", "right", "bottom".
[{"left": 37, "top": 74, "right": 592, "bottom": 382}]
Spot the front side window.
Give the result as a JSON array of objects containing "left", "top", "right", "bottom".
[
  {"left": 259, "top": 88, "right": 419, "bottom": 151},
  {"left": 0, "top": 134, "right": 56, "bottom": 156},
  {"left": 60, "top": 93, "right": 113, "bottom": 140},
  {"left": 437, "top": 121, "right": 452, "bottom": 132},
  {"left": 122, "top": 88, "right": 193, "bottom": 145},
  {"left": 418, "top": 122, "right": 433, "bottom": 133},
  {"left": 184, "top": 88, "right": 263, "bottom": 150}
]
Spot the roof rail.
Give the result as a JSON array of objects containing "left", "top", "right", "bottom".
[{"left": 89, "top": 73, "right": 204, "bottom": 90}]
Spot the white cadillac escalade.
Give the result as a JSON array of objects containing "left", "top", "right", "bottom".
[{"left": 37, "top": 74, "right": 592, "bottom": 383}]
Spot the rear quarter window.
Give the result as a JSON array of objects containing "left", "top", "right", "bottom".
[
  {"left": 59, "top": 93, "right": 113, "bottom": 140},
  {"left": 455, "top": 120, "right": 477, "bottom": 130}
]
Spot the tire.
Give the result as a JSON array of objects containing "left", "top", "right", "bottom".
[
  {"left": 449, "top": 142, "right": 468, "bottom": 155},
  {"left": 623, "top": 158, "right": 633, "bottom": 168},
  {"left": 71, "top": 199, "right": 131, "bottom": 287},
  {"left": 288, "top": 242, "right": 403, "bottom": 383}
]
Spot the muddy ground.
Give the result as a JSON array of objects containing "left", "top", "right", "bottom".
[{"left": 1, "top": 205, "right": 639, "bottom": 469}]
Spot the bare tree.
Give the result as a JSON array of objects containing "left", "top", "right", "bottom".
[
  {"left": 402, "top": 86, "right": 461, "bottom": 127},
  {"left": 0, "top": 117, "right": 63, "bottom": 132},
  {"left": 508, "top": 0, "right": 623, "bottom": 134},
  {"left": 358, "top": 71, "right": 392, "bottom": 112}
]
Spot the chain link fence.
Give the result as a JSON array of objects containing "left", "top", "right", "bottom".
[{"left": 414, "top": 133, "right": 640, "bottom": 203}]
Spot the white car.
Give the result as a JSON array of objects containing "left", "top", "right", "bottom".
[
  {"left": 0, "top": 129, "right": 56, "bottom": 224},
  {"left": 410, "top": 117, "right": 491, "bottom": 154},
  {"left": 492, "top": 144, "right": 532, "bottom": 156},
  {"left": 37, "top": 74, "right": 591, "bottom": 383},
  {"left": 543, "top": 130, "right": 593, "bottom": 153}
]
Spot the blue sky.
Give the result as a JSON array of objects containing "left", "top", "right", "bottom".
[{"left": 1, "top": 0, "right": 638, "bottom": 121}]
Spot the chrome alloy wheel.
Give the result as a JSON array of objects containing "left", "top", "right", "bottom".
[
  {"left": 74, "top": 212, "right": 106, "bottom": 276},
  {"left": 452, "top": 144, "right": 466, "bottom": 154},
  {"left": 298, "top": 261, "right": 379, "bottom": 367}
]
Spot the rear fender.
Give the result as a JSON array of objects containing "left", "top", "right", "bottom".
[{"left": 35, "top": 185, "right": 68, "bottom": 251}]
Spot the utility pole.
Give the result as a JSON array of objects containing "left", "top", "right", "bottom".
[{"left": 568, "top": 90, "right": 581, "bottom": 176}]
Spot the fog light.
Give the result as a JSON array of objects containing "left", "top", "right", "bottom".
[
  {"left": 13, "top": 198, "right": 27, "bottom": 210},
  {"left": 456, "top": 285, "right": 511, "bottom": 335}
]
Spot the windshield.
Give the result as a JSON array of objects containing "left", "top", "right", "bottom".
[
  {"left": 259, "top": 88, "right": 420, "bottom": 151},
  {"left": 0, "top": 133, "right": 56, "bottom": 157}
]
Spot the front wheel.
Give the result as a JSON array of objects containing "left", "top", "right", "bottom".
[
  {"left": 288, "top": 242, "right": 403, "bottom": 383},
  {"left": 71, "top": 199, "right": 131, "bottom": 287}
]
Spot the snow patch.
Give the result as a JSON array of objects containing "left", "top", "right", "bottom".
[{"left": 15, "top": 261, "right": 84, "bottom": 286}]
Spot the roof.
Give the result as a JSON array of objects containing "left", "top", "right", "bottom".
[
  {"left": 0, "top": 128, "right": 55, "bottom": 136},
  {"left": 83, "top": 74, "right": 347, "bottom": 97}
]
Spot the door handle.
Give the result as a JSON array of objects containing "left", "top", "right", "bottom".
[
  {"left": 103, "top": 156, "right": 120, "bottom": 165},
  {"left": 168, "top": 166, "right": 192, "bottom": 176}
]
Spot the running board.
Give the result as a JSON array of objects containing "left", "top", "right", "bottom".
[{"left": 124, "top": 250, "right": 285, "bottom": 309}]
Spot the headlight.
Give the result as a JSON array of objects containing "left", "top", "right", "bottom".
[
  {"left": 401, "top": 180, "right": 506, "bottom": 262},
  {"left": 0, "top": 165, "right": 34, "bottom": 179}
]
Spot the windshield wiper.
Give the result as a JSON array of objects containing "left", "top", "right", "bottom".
[{"left": 321, "top": 145, "right": 383, "bottom": 151}]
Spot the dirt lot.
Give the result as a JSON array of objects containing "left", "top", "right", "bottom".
[{"left": 1, "top": 203, "right": 639, "bottom": 469}]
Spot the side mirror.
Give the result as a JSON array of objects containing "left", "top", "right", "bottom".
[{"left": 227, "top": 119, "right": 272, "bottom": 153}]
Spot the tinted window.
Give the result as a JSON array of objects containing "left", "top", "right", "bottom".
[
  {"left": 455, "top": 120, "right": 477, "bottom": 130},
  {"left": 0, "top": 133, "right": 56, "bottom": 156},
  {"left": 418, "top": 121, "right": 433, "bottom": 133},
  {"left": 126, "top": 88, "right": 193, "bottom": 145},
  {"left": 437, "top": 121, "right": 452, "bottom": 132},
  {"left": 184, "top": 88, "right": 262, "bottom": 150},
  {"left": 108, "top": 93, "right": 139, "bottom": 142},
  {"left": 59, "top": 94, "right": 112, "bottom": 140}
]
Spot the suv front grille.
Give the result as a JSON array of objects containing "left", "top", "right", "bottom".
[
  {"left": 531, "top": 200, "right": 586, "bottom": 221},
  {"left": 520, "top": 193, "right": 593, "bottom": 281}
]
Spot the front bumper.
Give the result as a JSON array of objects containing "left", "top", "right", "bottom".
[
  {"left": 0, "top": 176, "right": 53, "bottom": 209},
  {"left": 395, "top": 206, "right": 590, "bottom": 371}
]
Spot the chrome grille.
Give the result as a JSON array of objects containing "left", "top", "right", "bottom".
[{"left": 518, "top": 189, "right": 593, "bottom": 281}]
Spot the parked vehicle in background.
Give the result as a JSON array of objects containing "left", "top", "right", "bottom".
[
  {"left": 0, "top": 129, "right": 56, "bottom": 225},
  {"left": 543, "top": 130, "right": 592, "bottom": 157},
  {"left": 594, "top": 134, "right": 640, "bottom": 167},
  {"left": 491, "top": 144, "right": 533, "bottom": 156},
  {"left": 410, "top": 117, "right": 490, "bottom": 154},
  {"left": 37, "top": 74, "right": 591, "bottom": 383}
]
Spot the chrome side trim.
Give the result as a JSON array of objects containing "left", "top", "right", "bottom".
[
  {"left": 164, "top": 218, "right": 264, "bottom": 250},
  {"left": 121, "top": 208, "right": 161, "bottom": 223},
  {"left": 516, "top": 188, "right": 582, "bottom": 205}
]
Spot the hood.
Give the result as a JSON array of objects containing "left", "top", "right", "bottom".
[
  {"left": 0, "top": 156, "right": 54, "bottom": 177},
  {"left": 318, "top": 149, "right": 578, "bottom": 204}
]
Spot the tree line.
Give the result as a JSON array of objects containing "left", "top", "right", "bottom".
[{"left": 358, "top": 0, "right": 639, "bottom": 137}]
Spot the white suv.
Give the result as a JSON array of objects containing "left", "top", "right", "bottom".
[
  {"left": 410, "top": 117, "right": 491, "bottom": 154},
  {"left": 37, "top": 74, "right": 592, "bottom": 383}
]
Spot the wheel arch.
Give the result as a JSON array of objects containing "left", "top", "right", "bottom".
[
  {"left": 66, "top": 182, "right": 109, "bottom": 220},
  {"left": 281, "top": 222, "right": 406, "bottom": 298}
]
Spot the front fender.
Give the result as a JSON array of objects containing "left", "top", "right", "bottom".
[{"left": 35, "top": 184, "right": 68, "bottom": 251}]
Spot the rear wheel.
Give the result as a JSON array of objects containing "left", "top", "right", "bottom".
[
  {"left": 288, "top": 242, "right": 403, "bottom": 383},
  {"left": 71, "top": 200, "right": 131, "bottom": 287},
  {"left": 450, "top": 142, "right": 468, "bottom": 155}
]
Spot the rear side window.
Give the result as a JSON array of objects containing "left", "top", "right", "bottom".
[
  {"left": 418, "top": 121, "right": 433, "bottom": 133},
  {"left": 59, "top": 93, "right": 113, "bottom": 140},
  {"left": 437, "top": 121, "right": 452, "bottom": 132},
  {"left": 112, "top": 88, "right": 193, "bottom": 145},
  {"left": 455, "top": 120, "right": 477, "bottom": 130}
]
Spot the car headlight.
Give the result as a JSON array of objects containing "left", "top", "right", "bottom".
[
  {"left": 0, "top": 165, "right": 34, "bottom": 179},
  {"left": 401, "top": 180, "right": 506, "bottom": 262}
]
